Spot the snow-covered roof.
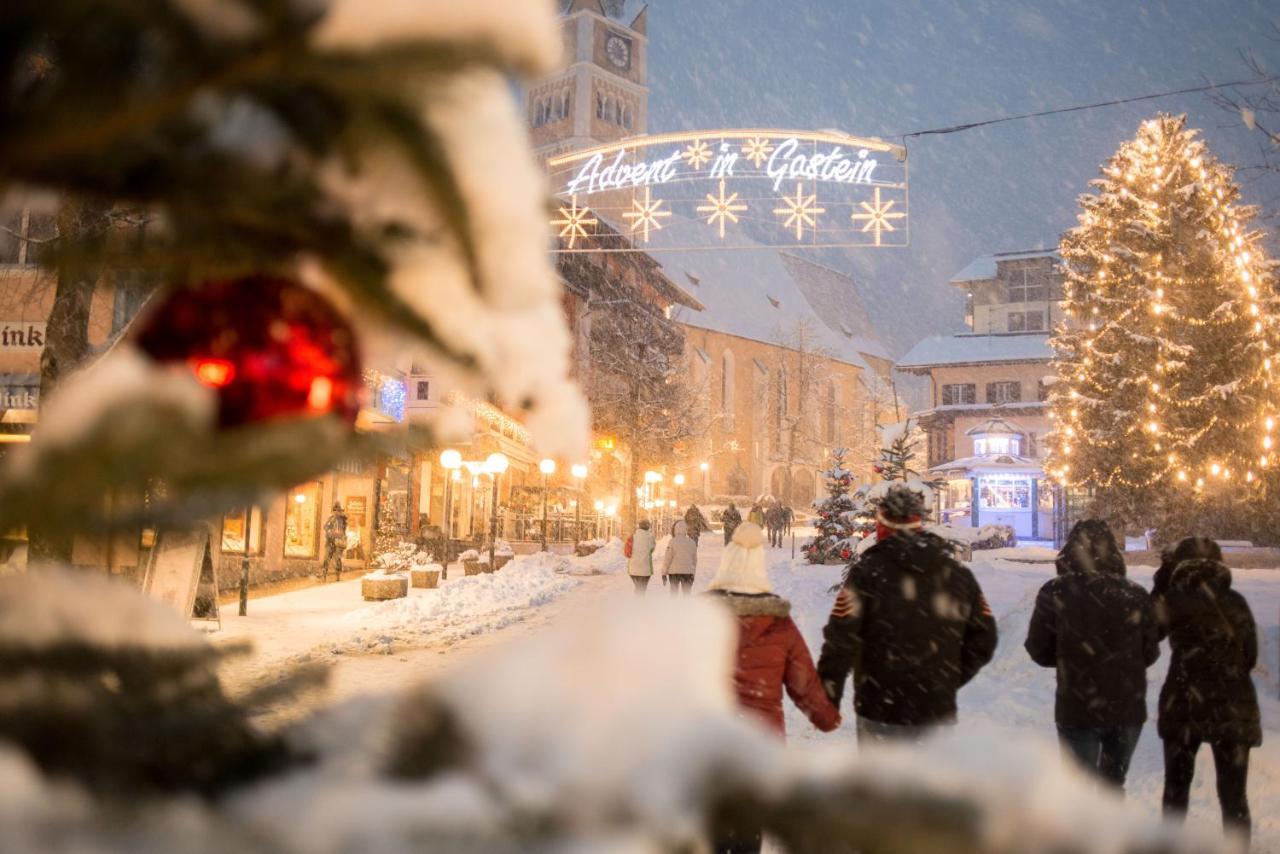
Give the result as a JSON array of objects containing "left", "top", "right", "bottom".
[
  {"left": 897, "top": 333, "right": 1052, "bottom": 372},
  {"left": 930, "top": 453, "right": 1044, "bottom": 475},
  {"left": 949, "top": 249, "right": 1059, "bottom": 284},
  {"left": 665, "top": 244, "right": 882, "bottom": 371}
]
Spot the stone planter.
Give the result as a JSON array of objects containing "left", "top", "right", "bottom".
[
  {"left": 480, "top": 559, "right": 494, "bottom": 574},
  {"left": 361, "top": 574, "right": 408, "bottom": 601},
  {"left": 410, "top": 566, "right": 442, "bottom": 589},
  {"left": 492, "top": 553, "right": 514, "bottom": 571},
  {"left": 462, "top": 559, "right": 483, "bottom": 576}
]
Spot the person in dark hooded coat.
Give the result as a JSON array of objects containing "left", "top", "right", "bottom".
[
  {"left": 721, "top": 502, "right": 742, "bottom": 546},
  {"left": 1024, "top": 519, "right": 1159, "bottom": 791},
  {"left": 1150, "top": 536, "right": 1222, "bottom": 639},
  {"left": 818, "top": 483, "right": 997, "bottom": 743},
  {"left": 1156, "top": 542, "right": 1260, "bottom": 843}
]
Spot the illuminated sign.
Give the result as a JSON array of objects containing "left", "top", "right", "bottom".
[{"left": 547, "top": 129, "right": 907, "bottom": 252}]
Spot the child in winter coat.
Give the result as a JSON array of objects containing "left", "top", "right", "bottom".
[
  {"left": 707, "top": 522, "right": 840, "bottom": 736},
  {"left": 1156, "top": 541, "right": 1260, "bottom": 844},
  {"left": 626, "top": 520, "right": 656, "bottom": 595},
  {"left": 706, "top": 521, "right": 839, "bottom": 854},
  {"left": 661, "top": 520, "right": 698, "bottom": 595}
]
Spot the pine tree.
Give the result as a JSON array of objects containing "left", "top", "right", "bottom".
[
  {"left": 1048, "top": 114, "right": 1280, "bottom": 536},
  {"left": 872, "top": 418, "right": 930, "bottom": 483},
  {"left": 804, "top": 447, "right": 859, "bottom": 564}
]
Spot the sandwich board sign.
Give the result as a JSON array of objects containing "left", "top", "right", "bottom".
[{"left": 142, "top": 527, "right": 221, "bottom": 629}]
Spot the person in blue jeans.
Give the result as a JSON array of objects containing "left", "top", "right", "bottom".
[{"left": 1025, "top": 519, "right": 1159, "bottom": 790}]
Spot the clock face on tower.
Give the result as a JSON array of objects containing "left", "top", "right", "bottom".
[{"left": 605, "top": 33, "right": 631, "bottom": 70}]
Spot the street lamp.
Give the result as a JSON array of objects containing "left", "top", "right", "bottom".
[
  {"left": 570, "top": 463, "right": 588, "bottom": 547},
  {"left": 699, "top": 460, "right": 710, "bottom": 500},
  {"left": 439, "top": 449, "right": 463, "bottom": 562},
  {"left": 484, "top": 452, "right": 509, "bottom": 567},
  {"left": 539, "top": 458, "right": 556, "bottom": 551},
  {"left": 673, "top": 472, "right": 686, "bottom": 511},
  {"left": 593, "top": 498, "right": 605, "bottom": 539}
]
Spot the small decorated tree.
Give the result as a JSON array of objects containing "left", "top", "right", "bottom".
[
  {"left": 804, "top": 448, "right": 860, "bottom": 564},
  {"left": 872, "top": 419, "right": 931, "bottom": 483}
]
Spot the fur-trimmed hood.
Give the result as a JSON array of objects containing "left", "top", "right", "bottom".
[
  {"left": 707, "top": 591, "right": 791, "bottom": 618},
  {"left": 1170, "top": 557, "right": 1232, "bottom": 593}
]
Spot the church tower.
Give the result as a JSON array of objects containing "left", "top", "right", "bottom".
[{"left": 527, "top": 1, "right": 649, "bottom": 161}]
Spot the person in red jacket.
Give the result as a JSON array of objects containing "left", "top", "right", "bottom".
[{"left": 706, "top": 522, "right": 839, "bottom": 854}]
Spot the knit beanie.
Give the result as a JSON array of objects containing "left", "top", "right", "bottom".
[{"left": 707, "top": 522, "right": 771, "bottom": 595}]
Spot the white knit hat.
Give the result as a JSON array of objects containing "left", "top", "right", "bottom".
[{"left": 708, "top": 522, "right": 771, "bottom": 595}]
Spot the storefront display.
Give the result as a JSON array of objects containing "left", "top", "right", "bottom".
[{"left": 284, "top": 482, "right": 322, "bottom": 558}]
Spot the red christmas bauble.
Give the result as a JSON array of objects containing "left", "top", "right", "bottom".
[
  {"left": 134, "top": 276, "right": 361, "bottom": 429},
  {"left": 840, "top": 548, "right": 852, "bottom": 559},
  {"left": 873, "top": 465, "right": 883, "bottom": 473}
]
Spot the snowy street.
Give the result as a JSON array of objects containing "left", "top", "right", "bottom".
[{"left": 214, "top": 526, "right": 1280, "bottom": 848}]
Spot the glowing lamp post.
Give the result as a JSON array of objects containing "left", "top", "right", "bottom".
[
  {"left": 593, "top": 499, "right": 605, "bottom": 540},
  {"left": 673, "top": 472, "right": 686, "bottom": 511},
  {"left": 571, "top": 463, "right": 588, "bottom": 547},
  {"left": 699, "top": 461, "right": 710, "bottom": 499},
  {"left": 539, "top": 458, "right": 556, "bottom": 551},
  {"left": 484, "top": 452, "right": 509, "bottom": 567}
]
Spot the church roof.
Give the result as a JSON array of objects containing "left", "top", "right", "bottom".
[{"left": 664, "top": 244, "right": 881, "bottom": 371}]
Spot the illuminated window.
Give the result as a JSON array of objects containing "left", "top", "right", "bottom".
[
  {"left": 284, "top": 482, "right": 322, "bottom": 558},
  {"left": 979, "top": 476, "right": 1032, "bottom": 510},
  {"left": 221, "top": 507, "right": 265, "bottom": 555}
]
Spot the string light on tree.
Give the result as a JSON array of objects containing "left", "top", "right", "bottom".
[{"left": 1047, "top": 113, "right": 1279, "bottom": 533}]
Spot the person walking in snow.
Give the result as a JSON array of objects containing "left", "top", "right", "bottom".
[
  {"left": 747, "top": 502, "right": 765, "bottom": 527},
  {"left": 1150, "top": 536, "right": 1221, "bottom": 637},
  {"left": 721, "top": 501, "right": 742, "bottom": 546},
  {"left": 764, "top": 502, "right": 785, "bottom": 548},
  {"left": 626, "top": 519, "right": 656, "bottom": 595},
  {"left": 706, "top": 521, "right": 840, "bottom": 853},
  {"left": 683, "top": 503, "right": 710, "bottom": 544},
  {"left": 783, "top": 504, "right": 794, "bottom": 537},
  {"left": 818, "top": 483, "right": 997, "bottom": 744},
  {"left": 1025, "top": 519, "right": 1159, "bottom": 792},
  {"left": 320, "top": 501, "right": 347, "bottom": 582},
  {"left": 1154, "top": 539, "right": 1260, "bottom": 843},
  {"left": 661, "top": 520, "right": 698, "bottom": 596}
]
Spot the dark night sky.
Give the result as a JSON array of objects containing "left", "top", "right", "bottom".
[{"left": 629, "top": 0, "right": 1279, "bottom": 353}]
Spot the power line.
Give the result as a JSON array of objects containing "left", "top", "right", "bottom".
[{"left": 898, "top": 75, "right": 1279, "bottom": 140}]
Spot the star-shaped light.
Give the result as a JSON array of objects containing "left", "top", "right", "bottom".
[
  {"left": 550, "top": 195, "right": 598, "bottom": 249},
  {"left": 773, "top": 182, "right": 825, "bottom": 241},
  {"left": 696, "top": 179, "right": 748, "bottom": 239},
  {"left": 850, "top": 187, "right": 906, "bottom": 246},
  {"left": 622, "top": 187, "right": 672, "bottom": 243},
  {"left": 682, "top": 139, "right": 714, "bottom": 170},
  {"left": 741, "top": 136, "right": 774, "bottom": 168}
]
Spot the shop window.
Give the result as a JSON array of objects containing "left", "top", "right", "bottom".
[
  {"left": 221, "top": 507, "right": 265, "bottom": 554},
  {"left": 416, "top": 380, "right": 430, "bottom": 401},
  {"left": 979, "top": 476, "right": 1032, "bottom": 510},
  {"left": 973, "top": 433, "right": 1021, "bottom": 456},
  {"left": 940, "top": 383, "right": 975, "bottom": 406},
  {"left": 284, "top": 482, "right": 323, "bottom": 558},
  {"left": 986, "top": 381, "right": 1021, "bottom": 404}
]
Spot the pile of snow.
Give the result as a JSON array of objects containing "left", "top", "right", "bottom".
[
  {"left": 0, "top": 570, "right": 205, "bottom": 652},
  {"left": 563, "top": 537, "right": 628, "bottom": 576},
  {"left": 335, "top": 555, "right": 578, "bottom": 654},
  {"left": 929, "top": 522, "right": 1016, "bottom": 550}
]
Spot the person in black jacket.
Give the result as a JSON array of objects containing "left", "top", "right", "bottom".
[
  {"left": 721, "top": 502, "right": 742, "bottom": 546},
  {"left": 1025, "top": 519, "right": 1159, "bottom": 791},
  {"left": 818, "top": 483, "right": 998, "bottom": 743},
  {"left": 1156, "top": 548, "right": 1260, "bottom": 843}
]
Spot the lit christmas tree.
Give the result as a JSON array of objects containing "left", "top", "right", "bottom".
[
  {"left": 1048, "top": 114, "right": 1279, "bottom": 536},
  {"left": 804, "top": 447, "right": 859, "bottom": 564}
]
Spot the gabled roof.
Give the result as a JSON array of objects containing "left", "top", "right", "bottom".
[
  {"left": 667, "top": 245, "right": 874, "bottom": 370},
  {"left": 950, "top": 249, "right": 1059, "bottom": 284},
  {"left": 897, "top": 333, "right": 1052, "bottom": 372},
  {"left": 965, "top": 416, "right": 1024, "bottom": 437}
]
